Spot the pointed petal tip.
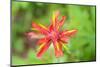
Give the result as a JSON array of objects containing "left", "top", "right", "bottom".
[
  {"left": 62, "top": 16, "right": 66, "bottom": 19},
  {"left": 32, "top": 22, "right": 37, "bottom": 27},
  {"left": 62, "top": 29, "right": 78, "bottom": 36},
  {"left": 55, "top": 51, "right": 63, "bottom": 58},
  {"left": 68, "top": 29, "right": 78, "bottom": 36},
  {"left": 73, "top": 29, "right": 78, "bottom": 33},
  {"left": 36, "top": 54, "right": 42, "bottom": 59}
]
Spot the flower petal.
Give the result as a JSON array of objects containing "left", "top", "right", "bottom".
[
  {"left": 59, "top": 16, "right": 66, "bottom": 27},
  {"left": 26, "top": 32, "right": 43, "bottom": 39},
  {"left": 49, "top": 24, "right": 53, "bottom": 32},
  {"left": 59, "top": 41, "right": 69, "bottom": 51},
  {"left": 61, "top": 29, "right": 77, "bottom": 37},
  {"left": 53, "top": 40, "right": 63, "bottom": 58},
  {"left": 52, "top": 10, "right": 60, "bottom": 28},
  {"left": 59, "top": 36, "right": 69, "bottom": 43},
  {"left": 56, "top": 16, "right": 66, "bottom": 30},
  {"left": 37, "top": 37, "right": 50, "bottom": 45},
  {"left": 37, "top": 40, "right": 51, "bottom": 58},
  {"left": 32, "top": 22, "right": 49, "bottom": 35}
]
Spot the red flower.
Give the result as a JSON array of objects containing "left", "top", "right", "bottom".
[{"left": 31, "top": 11, "right": 77, "bottom": 58}]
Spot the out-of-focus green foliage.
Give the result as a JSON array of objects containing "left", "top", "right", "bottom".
[{"left": 12, "top": 1, "right": 96, "bottom": 66}]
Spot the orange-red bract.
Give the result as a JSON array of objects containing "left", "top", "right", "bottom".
[{"left": 31, "top": 11, "right": 77, "bottom": 58}]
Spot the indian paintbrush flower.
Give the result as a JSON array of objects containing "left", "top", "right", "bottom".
[{"left": 31, "top": 11, "right": 77, "bottom": 58}]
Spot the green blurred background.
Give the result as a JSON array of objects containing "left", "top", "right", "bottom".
[{"left": 12, "top": 1, "right": 96, "bottom": 66}]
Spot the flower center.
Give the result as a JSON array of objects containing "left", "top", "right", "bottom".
[{"left": 49, "top": 30, "right": 59, "bottom": 40}]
